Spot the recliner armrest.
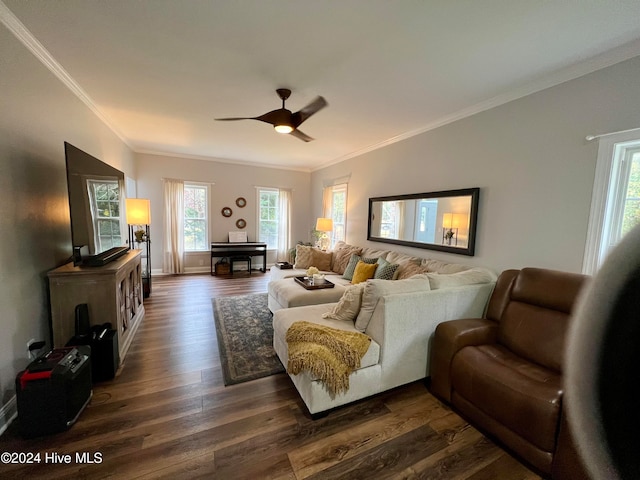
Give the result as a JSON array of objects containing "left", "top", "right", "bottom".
[{"left": 429, "top": 318, "right": 498, "bottom": 403}]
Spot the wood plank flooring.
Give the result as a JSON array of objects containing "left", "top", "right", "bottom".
[{"left": 0, "top": 272, "right": 542, "bottom": 479}]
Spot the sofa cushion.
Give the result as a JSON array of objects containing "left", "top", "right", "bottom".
[
  {"left": 427, "top": 267, "right": 496, "bottom": 289},
  {"left": 360, "top": 247, "right": 390, "bottom": 259},
  {"left": 396, "top": 262, "right": 430, "bottom": 280},
  {"left": 294, "top": 245, "right": 314, "bottom": 269},
  {"left": 332, "top": 244, "right": 362, "bottom": 274},
  {"left": 355, "top": 275, "right": 432, "bottom": 332},
  {"left": 273, "top": 303, "right": 380, "bottom": 370},
  {"left": 352, "top": 261, "right": 378, "bottom": 284},
  {"left": 451, "top": 344, "right": 562, "bottom": 453},
  {"left": 321, "top": 283, "right": 365, "bottom": 322},
  {"left": 385, "top": 251, "right": 422, "bottom": 265},
  {"left": 374, "top": 258, "right": 399, "bottom": 280},
  {"left": 269, "top": 278, "right": 346, "bottom": 309},
  {"left": 311, "top": 249, "right": 332, "bottom": 271},
  {"left": 421, "top": 258, "right": 470, "bottom": 274},
  {"left": 343, "top": 254, "right": 378, "bottom": 281}
]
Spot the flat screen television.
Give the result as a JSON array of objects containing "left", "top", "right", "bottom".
[{"left": 64, "top": 142, "right": 129, "bottom": 265}]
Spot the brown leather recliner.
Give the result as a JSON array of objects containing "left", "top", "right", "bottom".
[{"left": 430, "top": 268, "right": 590, "bottom": 478}]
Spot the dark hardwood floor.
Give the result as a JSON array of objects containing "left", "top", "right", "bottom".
[{"left": 0, "top": 272, "right": 542, "bottom": 479}]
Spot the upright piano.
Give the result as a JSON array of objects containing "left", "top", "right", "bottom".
[{"left": 210, "top": 242, "right": 267, "bottom": 275}]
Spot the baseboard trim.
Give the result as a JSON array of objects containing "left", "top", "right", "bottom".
[{"left": 0, "top": 395, "right": 17, "bottom": 437}]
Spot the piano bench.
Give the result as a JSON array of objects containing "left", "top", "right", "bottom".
[{"left": 230, "top": 256, "right": 252, "bottom": 275}]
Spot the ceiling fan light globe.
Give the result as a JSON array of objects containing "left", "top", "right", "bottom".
[{"left": 274, "top": 124, "right": 293, "bottom": 134}]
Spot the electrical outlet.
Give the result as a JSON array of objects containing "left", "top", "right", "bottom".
[
  {"left": 27, "top": 338, "right": 35, "bottom": 359},
  {"left": 199, "top": 259, "right": 204, "bottom": 266}
]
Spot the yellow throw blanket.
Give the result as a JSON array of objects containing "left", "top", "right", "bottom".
[{"left": 285, "top": 321, "right": 372, "bottom": 397}]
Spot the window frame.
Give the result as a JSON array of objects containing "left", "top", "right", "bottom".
[
  {"left": 256, "top": 187, "right": 280, "bottom": 250},
  {"left": 583, "top": 130, "right": 640, "bottom": 274},
  {"left": 183, "top": 182, "right": 209, "bottom": 252}
]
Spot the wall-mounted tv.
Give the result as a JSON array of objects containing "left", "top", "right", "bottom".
[{"left": 64, "top": 142, "right": 128, "bottom": 265}]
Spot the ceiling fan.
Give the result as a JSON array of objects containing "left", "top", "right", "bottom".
[{"left": 215, "top": 88, "right": 328, "bottom": 142}]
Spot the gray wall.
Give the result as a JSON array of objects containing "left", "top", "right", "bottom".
[
  {"left": 311, "top": 55, "right": 640, "bottom": 274},
  {"left": 0, "top": 25, "right": 135, "bottom": 422},
  {"left": 135, "top": 153, "right": 312, "bottom": 271}
]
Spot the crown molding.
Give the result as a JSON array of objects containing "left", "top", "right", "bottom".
[
  {"left": 134, "top": 148, "right": 312, "bottom": 173},
  {"left": 0, "top": 1, "right": 131, "bottom": 148}
]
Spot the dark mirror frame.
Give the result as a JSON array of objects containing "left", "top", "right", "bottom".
[{"left": 367, "top": 187, "right": 480, "bottom": 256}]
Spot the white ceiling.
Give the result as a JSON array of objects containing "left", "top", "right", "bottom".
[{"left": 3, "top": 1, "right": 640, "bottom": 171}]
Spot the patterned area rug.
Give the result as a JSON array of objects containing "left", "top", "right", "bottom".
[{"left": 212, "top": 293, "right": 285, "bottom": 385}]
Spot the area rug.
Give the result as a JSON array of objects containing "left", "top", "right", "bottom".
[{"left": 212, "top": 293, "right": 285, "bottom": 385}]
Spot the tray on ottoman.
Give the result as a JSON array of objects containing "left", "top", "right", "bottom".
[{"left": 294, "top": 276, "right": 335, "bottom": 290}]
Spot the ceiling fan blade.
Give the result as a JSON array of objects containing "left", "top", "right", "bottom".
[
  {"left": 289, "top": 129, "right": 314, "bottom": 142},
  {"left": 291, "top": 96, "right": 328, "bottom": 127},
  {"left": 215, "top": 117, "right": 256, "bottom": 121},
  {"left": 216, "top": 109, "right": 287, "bottom": 126},
  {"left": 254, "top": 109, "right": 289, "bottom": 126}
]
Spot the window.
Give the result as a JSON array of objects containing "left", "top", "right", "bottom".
[
  {"left": 258, "top": 188, "right": 279, "bottom": 249},
  {"left": 583, "top": 130, "right": 640, "bottom": 274},
  {"left": 184, "top": 183, "right": 208, "bottom": 251},
  {"left": 380, "top": 200, "right": 400, "bottom": 238},
  {"left": 88, "top": 179, "right": 122, "bottom": 251},
  {"left": 323, "top": 183, "right": 347, "bottom": 248}
]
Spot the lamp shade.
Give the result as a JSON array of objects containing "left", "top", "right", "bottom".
[
  {"left": 126, "top": 198, "right": 151, "bottom": 225},
  {"left": 442, "top": 213, "right": 467, "bottom": 229},
  {"left": 315, "top": 217, "right": 333, "bottom": 232},
  {"left": 452, "top": 213, "right": 467, "bottom": 229}
]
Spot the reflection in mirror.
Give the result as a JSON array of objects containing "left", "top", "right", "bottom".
[{"left": 368, "top": 188, "right": 479, "bottom": 256}]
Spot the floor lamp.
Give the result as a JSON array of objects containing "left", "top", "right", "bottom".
[{"left": 126, "top": 198, "right": 151, "bottom": 298}]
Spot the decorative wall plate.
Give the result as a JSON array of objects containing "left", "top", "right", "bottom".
[
  {"left": 236, "top": 197, "right": 247, "bottom": 208},
  {"left": 236, "top": 218, "right": 246, "bottom": 229},
  {"left": 221, "top": 207, "right": 232, "bottom": 217}
]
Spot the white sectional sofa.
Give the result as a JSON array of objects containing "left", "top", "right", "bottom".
[{"left": 270, "top": 241, "right": 497, "bottom": 415}]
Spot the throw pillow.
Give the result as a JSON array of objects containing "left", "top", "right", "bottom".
[
  {"left": 311, "top": 248, "right": 332, "bottom": 271},
  {"left": 293, "top": 245, "right": 314, "bottom": 269},
  {"left": 374, "top": 258, "right": 399, "bottom": 280},
  {"left": 395, "top": 262, "right": 430, "bottom": 280},
  {"left": 352, "top": 261, "right": 378, "bottom": 284},
  {"left": 343, "top": 254, "right": 378, "bottom": 280},
  {"left": 355, "top": 276, "right": 432, "bottom": 332},
  {"left": 321, "top": 283, "right": 365, "bottom": 322},
  {"left": 331, "top": 245, "right": 362, "bottom": 274}
]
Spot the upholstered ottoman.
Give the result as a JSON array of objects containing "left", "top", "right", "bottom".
[{"left": 267, "top": 277, "right": 349, "bottom": 312}]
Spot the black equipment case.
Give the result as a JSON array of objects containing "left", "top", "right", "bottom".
[{"left": 15, "top": 346, "right": 92, "bottom": 438}]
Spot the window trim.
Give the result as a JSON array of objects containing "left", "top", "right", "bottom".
[
  {"left": 183, "top": 182, "right": 209, "bottom": 252},
  {"left": 583, "top": 129, "right": 640, "bottom": 274}
]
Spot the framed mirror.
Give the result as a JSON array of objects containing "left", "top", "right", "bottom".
[{"left": 367, "top": 187, "right": 480, "bottom": 256}]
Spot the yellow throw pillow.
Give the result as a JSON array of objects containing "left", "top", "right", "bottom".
[{"left": 352, "top": 261, "right": 378, "bottom": 284}]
